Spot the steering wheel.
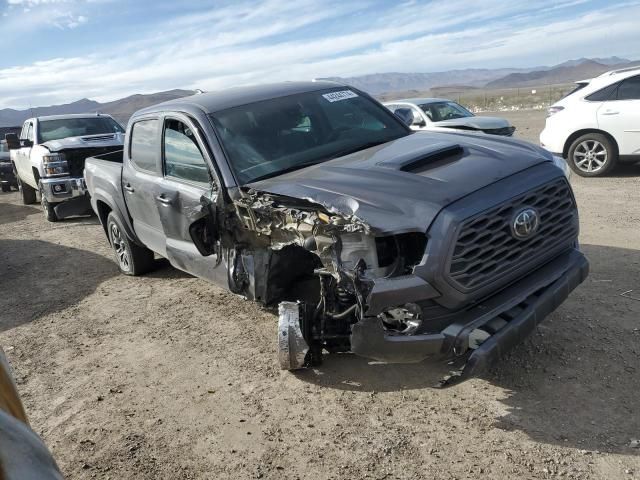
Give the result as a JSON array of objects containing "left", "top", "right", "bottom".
[{"left": 326, "top": 126, "right": 352, "bottom": 142}]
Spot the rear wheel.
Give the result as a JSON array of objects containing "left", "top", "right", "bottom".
[
  {"left": 568, "top": 133, "right": 617, "bottom": 177},
  {"left": 17, "top": 175, "right": 37, "bottom": 204},
  {"left": 106, "top": 212, "right": 155, "bottom": 275}
]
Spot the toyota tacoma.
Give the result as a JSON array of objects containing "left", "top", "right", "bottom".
[{"left": 84, "top": 82, "right": 588, "bottom": 384}]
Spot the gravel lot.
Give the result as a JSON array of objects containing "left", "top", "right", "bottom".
[{"left": 1, "top": 110, "right": 639, "bottom": 479}]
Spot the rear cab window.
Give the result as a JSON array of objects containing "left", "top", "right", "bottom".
[{"left": 129, "top": 119, "right": 159, "bottom": 172}]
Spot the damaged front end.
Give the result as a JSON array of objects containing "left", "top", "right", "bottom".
[
  {"left": 222, "top": 165, "right": 588, "bottom": 386},
  {"left": 225, "top": 188, "right": 430, "bottom": 370}
]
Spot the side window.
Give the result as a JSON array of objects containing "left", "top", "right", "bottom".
[
  {"left": 617, "top": 76, "right": 640, "bottom": 100},
  {"left": 586, "top": 83, "right": 619, "bottom": 102},
  {"left": 163, "top": 119, "right": 210, "bottom": 185},
  {"left": 130, "top": 119, "right": 159, "bottom": 172}
]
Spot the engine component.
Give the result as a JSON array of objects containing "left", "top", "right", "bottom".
[{"left": 277, "top": 302, "right": 309, "bottom": 370}]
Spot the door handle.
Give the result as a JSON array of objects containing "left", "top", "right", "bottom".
[
  {"left": 123, "top": 183, "right": 135, "bottom": 193},
  {"left": 156, "top": 193, "right": 173, "bottom": 205},
  {"left": 602, "top": 110, "right": 619, "bottom": 115}
]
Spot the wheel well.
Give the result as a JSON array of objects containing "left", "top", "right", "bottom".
[
  {"left": 563, "top": 129, "right": 619, "bottom": 158},
  {"left": 96, "top": 200, "right": 112, "bottom": 238}
]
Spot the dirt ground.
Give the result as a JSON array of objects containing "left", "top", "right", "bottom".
[{"left": 1, "top": 110, "right": 639, "bottom": 479}]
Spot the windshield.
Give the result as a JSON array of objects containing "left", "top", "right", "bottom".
[
  {"left": 38, "top": 117, "right": 124, "bottom": 143},
  {"left": 419, "top": 101, "right": 474, "bottom": 122},
  {"left": 209, "top": 88, "right": 409, "bottom": 184}
]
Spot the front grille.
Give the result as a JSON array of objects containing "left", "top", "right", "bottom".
[
  {"left": 62, "top": 146, "right": 122, "bottom": 177},
  {"left": 447, "top": 178, "right": 577, "bottom": 290},
  {"left": 82, "top": 135, "right": 116, "bottom": 142}
]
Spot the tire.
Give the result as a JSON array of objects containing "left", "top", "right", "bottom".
[
  {"left": 1, "top": 184, "right": 10, "bottom": 193},
  {"left": 39, "top": 183, "right": 59, "bottom": 222},
  {"left": 17, "top": 174, "right": 37, "bottom": 204},
  {"left": 567, "top": 133, "right": 618, "bottom": 177},
  {"left": 106, "top": 212, "right": 155, "bottom": 276}
]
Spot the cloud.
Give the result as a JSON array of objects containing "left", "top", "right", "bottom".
[
  {"left": 1, "top": 0, "right": 639, "bottom": 109},
  {"left": 3, "top": 0, "right": 88, "bottom": 30}
]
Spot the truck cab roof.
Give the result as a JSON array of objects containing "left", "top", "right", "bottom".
[
  {"left": 28, "top": 113, "right": 115, "bottom": 123},
  {"left": 133, "top": 81, "right": 346, "bottom": 117}
]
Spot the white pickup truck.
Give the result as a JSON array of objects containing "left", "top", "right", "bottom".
[{"left": 6, "top": 114, "right": 125, "bottom": 221}]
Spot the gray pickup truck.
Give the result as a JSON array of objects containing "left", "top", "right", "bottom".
[{"left": 84, "top": 82, "right": 588, "bottom": 384}]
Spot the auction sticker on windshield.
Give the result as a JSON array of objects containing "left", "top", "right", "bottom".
[{"left": 322, "top": 90, "right": 358, "bottom": 102}]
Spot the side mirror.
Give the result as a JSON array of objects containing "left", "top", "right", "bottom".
[
  {"left": 5, "top": 133, "right": 19, "bottom": 150},
  {"left": 189, "top": 195, "right": 219, "bottom": 256},
  {"left": 20, "top": 139, "right": 33, "bottom": 148},
  {"left": 394, "top": 108, "right": 414, "bottom": 127}
]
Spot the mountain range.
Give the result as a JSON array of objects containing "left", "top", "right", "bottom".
[
  {"left": 0, "top": 89, "right": 193, "bottom": 128},
  {"left": 0, "top": 57, "right": 637, "bottom": 127}
]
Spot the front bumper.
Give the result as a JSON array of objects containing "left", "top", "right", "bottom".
[
  {"left": 351, "top": 248, "right": 589, "bottom": 383},
  {"left": 0, "top": 163, "right": 17, "bottom": 186},
  {"left": 40, "top": 176, "right": 87, "bottom": 203}
]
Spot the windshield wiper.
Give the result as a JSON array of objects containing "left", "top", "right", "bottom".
[{"left": 249, "top": 160, "right": 327, "bottom": 183}]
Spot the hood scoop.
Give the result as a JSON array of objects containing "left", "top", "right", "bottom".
[{"left": 376, "top": 142, "right": 464, "bottom": 173}]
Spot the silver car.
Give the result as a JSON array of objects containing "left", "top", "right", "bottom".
[{"left": 384, "top": 98, "right": 515, "bottom": 136}]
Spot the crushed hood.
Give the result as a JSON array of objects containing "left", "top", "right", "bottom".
[
  {"left": 248, "top": 131, "right": 553, "bottom": 234},
  {"left": 42, "top": 132, "right": 125, "bottom": 152},
  {"left": 434, "top": 115, "right": 511, "bottom": 130}
]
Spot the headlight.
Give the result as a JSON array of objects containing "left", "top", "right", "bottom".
[
  {"left": 552, "top": 155, "right": 571, "bottom": 180},
  {"left": 42, "top": 153, "right": 69, "bottom": 177}
]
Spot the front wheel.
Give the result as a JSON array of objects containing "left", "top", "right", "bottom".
[
  {"left": 17, "top": 175, "right": 37, "bottom": 204},
  {"left": 1, "top": 184, "right": 10, "bottom": 193},
  {"left": 106, "top": 212, "right": 155, "bottom": 276},
  {"left": 39, "top": 183, "right": 59, "bottom": 222},
  {"left": 568, "top": 133, "right": 618, "bottom": 177}
]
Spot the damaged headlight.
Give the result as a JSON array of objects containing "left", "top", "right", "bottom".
[
  {"left": 551, "top": 155, "right": 571, "bottom": 180},
  {"left": 42, "top": 153, "right": 69, "bottom": 177}
]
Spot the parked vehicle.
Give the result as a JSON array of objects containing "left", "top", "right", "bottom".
[
  {"left": 541, "top": 66, "right": 640, "bottom": 177},
  {"left": 85, "top": 82, "right": 587, "bottom": 384},
  {"left": 0, "top": 140, "right": 18, "bottom": 192},
  {"left": 383, "top": 98, "right": 515, "bottom": 136},
  {"left": 5, "top": 114, "right": 124, "bottom": 221}
]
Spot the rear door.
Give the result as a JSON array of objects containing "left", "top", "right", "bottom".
[
  {"left": 597, "top": 75, "right": 640, "bottom": 155},
  {"left": 155, "top": 113, "right": 226, "bottom": 285},
  {"left": 121, "top": 117, "right": 167, "bottom": 256}
]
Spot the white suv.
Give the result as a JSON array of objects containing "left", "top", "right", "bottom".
[{"left": 540, "top": 67, "right": 640, "bottom": 177}]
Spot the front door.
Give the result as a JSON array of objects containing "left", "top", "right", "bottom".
[
  {"left": 16, "top": 121, "right": 34, "bottom": 186},
  {"left": 121, "top": 117, "right": 167, "bottom": 256},
  {"left": 597, "top": 74, "right": 640, "bottom": 155},
  {"left": 155, "top": 114, "right": 227, "bottom": 286}
]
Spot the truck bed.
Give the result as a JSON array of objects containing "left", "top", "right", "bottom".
[{"left": 84, "top": 151, "right": 138, "bottom": 242}]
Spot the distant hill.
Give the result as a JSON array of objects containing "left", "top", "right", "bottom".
[
  {"left": 318, "top": 57, "right": 633, "bottom": 94},
  {"left": 319, "top": 68, "right": 536, "bottom": 95},
  {"left": 1, "top": 56, "right": 636, "bottom": 127},
  {"left": 0, "top": 89, "right": 194, "bottom": 127},
  {"left": 486, "top": 59, "right": 639, "bottom": 88}
]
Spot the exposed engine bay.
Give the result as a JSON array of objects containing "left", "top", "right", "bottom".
[{"left": 224, "top": 188, "right": 427, "bottom": 370}]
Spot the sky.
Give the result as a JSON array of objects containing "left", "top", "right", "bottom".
[{"left": 1, "top": 0, "right": 639, "bottom": 109}]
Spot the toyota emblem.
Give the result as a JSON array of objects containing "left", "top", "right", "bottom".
[{"left": 511, "top": 208, "right": 539, "bottom": 240}]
